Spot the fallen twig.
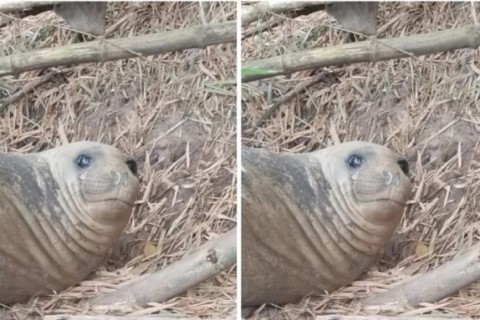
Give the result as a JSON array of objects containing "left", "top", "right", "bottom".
[
  {"left": 45, "top": 316, "right": 185, "bottom": 320},
  {"left": 242, "top": 25, "right": 480, "bottom": 82},
  {"left": 0, "top": 21, "right": 236, "bottom": 77},
  {"left": 0, "top": 1, "right": 59, "bottom": 12},
  {"left": 242, "top": 16, "right": 286, "bottom": 39},
  {"left": 92, "top": 228, "right": 237, "bottom": 307},
  {"left": 0, "top": 71, "right": 60, "bottom": 113},
  {"left": 313, "top": 316, "right": 470, "bottom": 320},
  {"left": 241, "top": 1, "right": 326, "bottom": 25},
  {"left": 364, "top": 243, "right": 480, "bottom": 312},
  {"left": 254, "top": 71, "right": 333, "bottom": 127}
]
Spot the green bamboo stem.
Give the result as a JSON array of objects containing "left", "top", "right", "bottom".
[
  {"left": 242, "top": 25, "right": 480, "bottom": 82},
  {"left": 0, "top": 21, "right": 236, "bottom": 77}
]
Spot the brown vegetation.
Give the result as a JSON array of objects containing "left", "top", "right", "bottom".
[
  {"left": 0, "top": 2, "right": 236, "bottom": 318},
  {"left": 242, "top": 2, "right": 480, "bottom": 318}
]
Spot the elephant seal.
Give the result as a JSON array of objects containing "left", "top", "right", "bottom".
[
  {"left": 241, "top": 141, "right": 411, "bottom": 306},
  {"left": 0, "top": 141, "right": 139, "bottom": 304}
]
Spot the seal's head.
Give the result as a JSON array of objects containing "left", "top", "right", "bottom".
[
  {"left": 39, "top": 141, "right": 140, "bottom": 225},
  {"left": 315, "top": 141, "right": 411, "bottom": 225}
]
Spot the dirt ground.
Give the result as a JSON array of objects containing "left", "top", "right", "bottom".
[
  {"left": 242, "top": 2, "right": 480, "bottom": 319},
  {"left": 0, "top": 2, "right": 236, "bottom": 319}
]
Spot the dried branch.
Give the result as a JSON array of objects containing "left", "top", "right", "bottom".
[
  {"left": 313, "top": 317, "right": 470, "bottom": 320},
  {"left": 0, "top": 21, "right": 236, "bottom": 77},
  {"left": 242, "top": 25, "right": 480, "bottom": 82},
  {"left": 45, "top": 316, "right": 184, "bottom": 320},
  {"left": 241, "top": 1, "right": 326, "bottom": 25},
  {"left": 0, "top": 1, "right": 59, "bottom": 12},
  {"left": 242, "top": 16, "right": 286, "bottom": 39},
  {"left": 92, "top": 228, "right": 237, "bottom": 307},
  {"left": 364, "top": 243, "right": 480, "bottom": 312},
  {"left": 0, "top": 72, "right": 60, "bottom": 113},
  {"left": 255, "top": 71, "right": 333, "bottom": 127}
]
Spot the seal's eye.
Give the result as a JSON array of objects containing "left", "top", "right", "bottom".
[
  {"left": 76, "top": 154, "right": 92, "bottom": 169},
  {"left": 126, "top": 159, "right": 137, "bottom": 175},
  {"left": 348, "top": 154, "right": 363, "bottom": 169}
]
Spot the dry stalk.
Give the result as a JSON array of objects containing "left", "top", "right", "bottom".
[
  {"left": 0, "top": 71, "right": 59, "bottom": 113},
  {"left": 0, "top": 1, "right": 59, "bottom": 12},
  {"left": 92, "top": 228, "right": 237, "bottom": 307},
  {"left": 45, "top": 316, "right": 185, "bottom": 320},
  {"left": 364, "top": 243, "right": 480, "bottom": 311},
  {"left": 0, "top": 21, "right": 236, "bottom": 77},
  {"left": 242, "top": 1, "right": 326, "bottom": 25},
  {"left": 242, "top": 25, "right": 480, "bottom": 82},
  {"left": 255, "top": 71, "right": 334, "bottom": 127},
  {"left": 313, "top": 317, "right": 470, "bottom": 320}
]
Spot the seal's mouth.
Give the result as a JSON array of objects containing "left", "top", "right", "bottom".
[
  {"left": 87, "top": 197, "right": 135, "bottom": 207},
  {"left": 116, "top": 199, "right": 135, "bottom": 206},
  {"left": 356, "top": 197, "right": 406, "bottom": 207}
]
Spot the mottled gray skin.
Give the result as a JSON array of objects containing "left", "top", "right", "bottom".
[
  {"left": 0, "top": 142, "right": 139, "bottom": 304},
  {"left": 241, "top": 141, "right": 411, "bottom": 306}
]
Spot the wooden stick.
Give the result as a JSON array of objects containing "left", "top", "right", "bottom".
[
  {"left": 241, "top": 1, "right": 326, "bottom": 25},
  {"left": 42, "top": 315, "right": 470, "bottom": 320},
  {"left": 0, "top": 21, "right": 236, "bottom": 77},
  {"left": 242, "top": 16, "right": 286, "bottom": 39},
  {"left": 313, "top": 317, "right": 470, "bottom": 320},
  {"left": 45, "top": 316, "right": 185, "bottom": 320},
  {"left": 254, "top": 71, "right": 333, "bottom": 127},
  {"left": 242, "top": 25, "right": 480, "bottom": 82},
  {"left": 364, "top": 243, "right": 480, "bottom": 311},
  {"left": 92, "top": 228, "right": 237, "bottom": 307},
  {"left": 0, "top": 71, "right": 60, "bottom": 113},
  {"left": 0, "top": 1, "right": 59, "bottom": 12}
]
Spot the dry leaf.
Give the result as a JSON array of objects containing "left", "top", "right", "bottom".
[
  {"left": 415, "top": 241, "right": 429, "bottom": 258},
  {"left": 143, "top": 242, "right": 157, "bottom": 257}
]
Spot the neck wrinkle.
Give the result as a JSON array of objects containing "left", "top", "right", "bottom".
[
  {"left": 327, "top": 171, "right": 387, "bottom": 252},
  {"left": 52, "top": 169, "right": 114, "bottom": 257}
]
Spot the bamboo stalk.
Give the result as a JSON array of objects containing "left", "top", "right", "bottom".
[
  {"left": 92, "top": 228, "right": 237, "bottom": 307},
  {"left": 363, "top": 243, "right": 480, "bottom": 312},
  {"left": 0, "top": 21, "right": 236, "bottom": 77},
  {"left": 242, "top": 25, "right": 480, "bottom": 82}
]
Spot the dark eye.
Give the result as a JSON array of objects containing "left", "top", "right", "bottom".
[
  {"left": 348, "top": 154, "right": 363, "bottom": 169},
  {"left": 76, "top": 154, "right": 92, "bottom": 169},
  {"left": 126, "top": 159, "right": 137, "bottom": 175}
]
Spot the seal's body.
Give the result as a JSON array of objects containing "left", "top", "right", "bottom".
[
  {"left": 241, "top": 141, "right": 411, "bottom": 306},
  {"left": 0, "top": 142, "right": 139, "bottom": 304}
]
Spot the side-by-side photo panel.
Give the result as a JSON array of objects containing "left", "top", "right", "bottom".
[
  {"left": 0, "top": 2, "right": 236, "bottom": 318},
  {"left": 241, "top": 1, "right": 479, "bottom": 319}
]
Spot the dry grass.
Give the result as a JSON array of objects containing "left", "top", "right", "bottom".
[
  {"left": 242, "top": 2, "right": 480, "bottom": 319},
  {"left": 0, "top": 2, "right": 236, "bottom": 319}
]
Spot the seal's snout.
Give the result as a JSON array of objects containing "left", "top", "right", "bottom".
[
  {"left": 397, "top": 158, "right": 409, "bottom": 175},
  {"left": 126, "top": 159, "right": 137, "bottom": 175}
]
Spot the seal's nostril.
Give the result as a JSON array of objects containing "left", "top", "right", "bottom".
[
  {"left": 126, "top": 159, "right": 137, "bottom": 175},
  {"left": 397, "top": 159, "right": 409, "bottom": 175}
]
